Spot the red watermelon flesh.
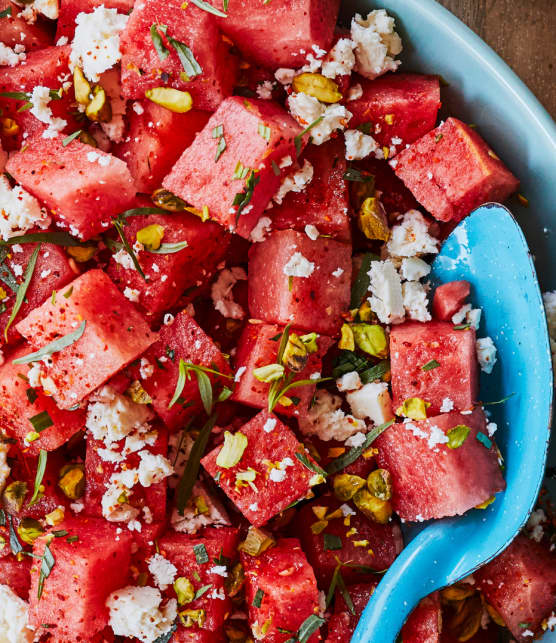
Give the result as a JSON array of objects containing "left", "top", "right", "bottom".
[
  {"left": 374, "top": 408, "right": 506, "bottom": 521},
  {"left": 6, "top": 134, "right": 136, "bottom": 241},
  {"left": 15, "top": 269, "right": 157, "bottom": 409},
  {"left": 347, "top": 73, "right": 441, "bottom": 149},
  {"left": 113, "top": 102, "right": 210, "bottom": 193},
  {"left": 0, "top": 242, "right": 75, "bottom": 346},
  {"left": 0, "top": 0, "right": 52, "bottom": 51},
  {"left": 0, "top": 554, "right": 32, "bottom": 599},
  {"left": 202, "top": 410, "right": 320, "bottom": 527},
  {"left": 0, "top": 344, "right": 86, "bottom": 453},
  {"left": 401, "top": 593, "right": 442, "bottom": 643},
  {"left": 119, "top": 0, "right": 237, "bottom": 110},
  {"left": 475, "top": 534, "right": 556, "bottom": 641},
  {"left": 28, "top": 518, "right": 133, "bottom": 642},
  {"left": 326, "top": 582, "right": 378, "bottom": 643},
  {"left": 248, "top": 229, "right": 352, "bottom": 335},
  {"left": 232, "top": 322, "right": 333, "bottom": 418},
  {"left": 217, "top": 0, "right": 340, "bottom": 70},
  {"left": 159, "top": 527, "right": 240, "bottom": 637},
  {"left": 432, "top": 281, "right": 471, "bottom": 322},
  {"left": 55, "top": 0, "right": 133, "bottom": 40},
  {"left": 389, "top": 320, "right": 478, "bottom": 416},
  {"left": 270, "top": 139, "right": 351, "bottom": 242},
  {"left": 296, "top": 495, "right": 403, "bottom": 587},
  {"left": 393, "top": 118, "right": 519, "bottom": 223},
  {"left": 303, "top": 434, "right": 376, "bottom": 480},
  {"left": 241, "top": 538, "right": 321, "bottom": 643},
  {"left": 138, "top": 310, "right": 232, "bottom": 431},
  {"left": 106, "top": 210, "right": 230, "bottom": 319},
  {"left": 163, "top": 96, "right": 303, "bottom": 238}
]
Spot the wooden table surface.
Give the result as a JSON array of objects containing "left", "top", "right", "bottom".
[{"left": 436, "top": 0, "right": 556, "bottom": 118}]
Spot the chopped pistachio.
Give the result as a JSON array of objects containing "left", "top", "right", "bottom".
[
  {"left": 384, "top": 113, "right": 395, "bottom": 125},
  {"left": 179, "top": 609, "right": 206, "bottom": 628},
  {"left": 485, "top": 603, "right": 505, "bottom": 627},
  {"left": 58, "top": 464, "right": 85, "bottom": 500},
  {"left": 299, "top": 332, "right": 319, "bottom": 353},
  {"left": 174, "top": 577, "right": 195, "bottom": 605},
  {"left": 45, "top": 507, "right": 65, "bottom": 526},
  {"left": 333, "top": 473, "right": 366, "bottom": 502},
  {"left": 17, "top": 517, "right": 44, "bottom": 544},
  {"left": 145, "top": 87, "right": 193, "bottom": 113},
  {"left": 126, "top": 380, "right": 153, "bottom": 405},
  {"left": 441, "top": 585, "right": 475, "bottom": 602},
  {"left": 475, "top": 495, "right": 495, "bottom": 509},
  {"left": 137, "top": 223, "right": 165, "bottom": 250},
  {"left": 67, "top": 245, "right": 96, "bottom": 262},
  {"left": 0, "top": 287, "right": 7, "bottom": 300},
  {"left": 2, "top": 480, "right": 28, "bottom": 514},
  {"left": 357, "top": 301, "right": 373, "bottom": 322},
  {"left": 282, "top": 333, "right": 308, "bottom": 372},
  {"left": 396, "top": 397, "right": 430, "bottom": 421},
  {"left": 25, "top": 431, "right": 41, "bottom": 443},
  {"left": 85, "top": 85, "right": 112, "bottom": 123},
  {"left": 252, "top": 363, "right": 284, "bottom": 383},
  {"left": 73, "top": 67, "right": 91, "bottom": 105},
  {"left": 1, "top": 118, "right": 19, "bottom": 136},
  {"left": 151, "top": 188, "right": 187, "bottom": 211},
  {"left": 235, "top": 468, "right": 257, "bottom": 490},
  {"left": 367, "top": 469, "right": 392, "bottom": 501},
  {"left": 292, "top": 73, "right": 342, "bottom": 103},
  {"left": 216, "top": 431, "right": 248, "bottom": 469},
  {"left": 351, "top": 323, "right": 388, "bottom": 358},
  {"left": 238, "top": 526, "right": 275, "bottom": 557},
  {"left": 448, "top": 594, "right": 482, "bottom": 642},
  {"left": 353, "top": 488, "right": 392, "bottom": 524},
  {"left": 193, "top": 494, "right": 209, "bottom": 515},
  {"left": 358, "top": 197, "right": 390, "bottom": 242},
  {"left": 225, "top": 562, "right": 245, "bottom": 598},
  {"left": 310, "top": 520, "right": 328, "bottom": 535},
  {"left": 338, "top": 323, "right": 355, "bottom": 351},
  {"left": 78, "top": 130, "right": 98, "bottom": 148},
  {"left": 311, "top": 506, "right": 328, "bottom": 521}
]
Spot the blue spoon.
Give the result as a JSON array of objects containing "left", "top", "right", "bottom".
[{"left": 352, "top": 203, "right": 553, "bottom": 643}]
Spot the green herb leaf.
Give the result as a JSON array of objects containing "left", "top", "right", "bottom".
[
  {"left": 327, "top": 420, "right": 394, "bottom": 474},
  {"left": 153, "top": 624, "right": 177, "bottom": 643},
  {"left": 25, "top": 388, "right": 36, "bottom": 404},
  {"left": 0, "top": 249, "right": 19, "bottom": 294},
  {"left": 147, "top": 241, "right": 189, "bottom": 254},
  {"left": 115, "top": 207, "right": 168, "bottom": 222},
  {"left": 297, "top": 614, "right": 325, "bottom": 643},
  {"left": 323, "top": 533, "right": 342, "bottom": 551},
  {"left": 169, "top": 360, "right": 232, "bottom": 410},
  {"left": 194, "top": 584, "right": 213, "bottom": 600},
  {"left": 356, "top": 122, "right": 372, "bottom": 134},
  {"left": 217, "top": 386, "right": 233, "bottom": 403},
  {"left": 62, "top": 130, "right": 83, "bottom": 146},
  {"left": 38, "top": 543, "right": 55, "bottom": 600},
  {"left": 150, "top": 23, "right": 170, "bottom": 60},
  {"left": 0, "top": 91, "right": 30, "bottom": 101},
  {"left": 189, "top": 0, "right": 227, "bottom": 17},
  {"left": 28, "top": 449, "right": 48, "bottom": 506},
  {"left": 453, "top": 323, "right": 471, "bottom": 331},
  {"left": 294, "top": 116, "right": 323, "bottom": 156},
  {"left": 295, "top": 452, "right": 327, "bottom": 478},
  {"left": 4, "top": 243, "right": 41, "bottom": 341},
  {"left": 29, "top": 411, "right": 53, "bottom": 433},
  {"left": 66, "top": 535, "right": 79, "bottom": 543},
  {"left": 168, "top": 37, "right": 202, "bottom": 78},
  {"left": 233, "top": 170, "right": 260, "bottom": 224},
  {"left": 335, "top": 569, "right": 355, "bottom": 615},
  {"left": 350, "top": 252, "right": 378, "bottom": 308},
  {"left": 421, "top": 359, "right": 440, "bottom": 371},
  {"left": 268, "top": 376, "right": 331, "bottom": 413},
  {"left": 0, "top": 509, "right": 5, "bottom": 526},
  {"left": 215, "top": 135, "right": 226, "bottom": 162},
  {"left": 252, "top": 588, "right": 264, "bottom": 608},
  {"left": 52, "top": 530, "right": 68, "bottom": 538},
  {"left": 8, "top": 515, "right": 22, "bottom": 555},
  {"left": 343, "top": 168, "right": 374, "bottom": 183},
  {"left": 0, "top": 6, "right": 13, "bottom": 17},
  {"left": 13, "top": 320, "right": 86, "bottom": 364},
  {"left": 193, "top": 542, "right": 209, "bottom": 564},
  {"left": 482, "top": 393, "right": 515, "bottom": 405},
  {"left": 258, "top": 123, "right": 271, "bottom": 141},
  {"left": 271, "top": 160, "right": 280, "bottom": 176},
  {"left": 113, "top": 219, "right": 146, "bottom": 280},
  {"left": 0, "top": 231, "right": 82, "bottom": 247}
]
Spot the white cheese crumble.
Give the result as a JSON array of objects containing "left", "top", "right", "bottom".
[
  {"left": 0, "top": 584, "right": 34, "bottom": 643},
  {"left": 402, "top": 281, "right": 431, "bottom": 322},
  {"left": 288, "top": 93, "right": 352, "bottom": 145},
  {"left": 139, "top": 357, "right": 154, "bottom": 380},
  {"left": 346, "top": 83, "right": 363, "bottom": 101},
  {"left": 0, "top": 442, "right": 10, "bottom": 494},
  {"left": 427, "top": 424, "right": 449, "bottom": 451},
  {"left": 29, "top": 85, "right": 67, "bottom": 139},
  {"left": 113, "top": 248, "right": 136, "bottom": 270},
  {"left": 0, "top": 175, "right": 51, "bottom": 241},
  {"left": 138, "top": 450, "right": 174, "bottom": 487},
  {"left": 249, "top": 216, "right": 272, "bottom": 243},
  {"left": 476, "top": 337, "right": 497, "bottom": 374},
  {"left": 367, "top": 259, "right": 405, "bottom": 324},
  {"left": 321, "top": 38, "right": 356, "bottom": 79},
  {"left": 350, "top": 10, "right": 402, "bottom": 80},
  {"left": 298, "top": 389, "right": 365, "bottom": 441},
  {"left": 440, "top": 397, "right": 454, "bottom": 413},
  {"left": 263, "top": 417, "right": 277, "bottom": 433},
  {"left": 344, "top": 128, "right": 378, "bottom": 160},
  {"left": 345, "top": 432, "right": 366, "bottom": 448},
  {"left": 347, "top": 382, "right": 394, "bottom": 426},
  {"left": 336, "top": 371, "right": 362, "bottom": 393},
  {"left": 0, "top": 42, "right": 27, "bottom": 67},
  {"left": 70, "top": 5, "right": 129, "bottom": 82},
  {"left": 256, "top": 80, "right": 274, "bottom": 100},
  {"left": 387, "top": 210, "right": 439, "bottom": 258},
  {"left": 304, "top": 224, "right": 319, "bottom": 240},
  {"left": 148, "top": 554, "right": 177, "bottom": 591},
  {"left": 274, "top": 68, "right": 296, "bottom": 85},
  {"left": 209, "top": 565, "right": 228, "bottom": 577},
  {"left": 273, "top": 159, "right": 314, "bottom": 205},
  {"left": 400, "top": 257, "right": 431, "bottom": 282},
  {"left": 123, "top": 286, "right": 140, "bottom": 303},
  {"left": 211, "top": 266, "right": 247, "bottom": 319},
  {"left": 283, "top": 251, "right": 315, "bottom": 278},
  {"left": 106, "top": 586, "right": 177, "bottom": 643}
]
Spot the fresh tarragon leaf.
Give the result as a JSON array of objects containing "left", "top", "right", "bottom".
[
  {"left": 4, "top": 243, "right": 41, "bottom": 341},
  {"left": 13, "top": 320, "right": 86, "bottom": 364}
]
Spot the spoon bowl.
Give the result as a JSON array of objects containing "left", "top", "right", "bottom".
[{"left": 353, "top": 203, "right": 553, "bottom": 642}]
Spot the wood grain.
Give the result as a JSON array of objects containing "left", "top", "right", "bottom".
[{"left": 436, "top": 0, "right": 556, "bottom": 118}]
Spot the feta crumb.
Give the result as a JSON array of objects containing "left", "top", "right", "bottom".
[
  {"left": 344, "top": 128, "right": 378, "bottom": 160},
  {"left": 0, "top": 584, "right": 34, "bottom": 643},
  {"left": 337, "top": 371, "right": 362, "bottom": 392},
  {"left": 351, "top": 10, "right": 402, "bottom": 80},
  {"left": 0, "top": 443, "right": 10, "bottom": 494},
  {"left": 256, "top": 79, "right": 274, "bottom": 100},
  {"left": 346, "top": 83, "right": 363, "bottom": 101},
  {"left": 249, "top": 502, "right": 259, "bottom": 511},
  {"left": 275, "top": 68, "right": 296, "bottom": 85},
  {"left": 263, "top": 417, "right": 277, "bottom": 433},
  {"left": 249, "top": 216, "right": 272, "bottom": 243},
  {"left": 321, "top": 38, "right": 356, "bottom": 79},
  {"left": 148, "top": 554, "right": 177, "bottom": 591},
  {"left": 123, "top": 286, "right": 140, "bottom": 303},
  {"left": 347, "top": 382, "right": 394, "bottom": 426},
  {"left": 283, "top": 251, "right": 315, "bottom": 278},
  {"left": 234, "top": 366, "right": 246, "bottom": 382},
  {"left": 486, "top": 422, "right": 498, "bottom": 437},
  {"left": 56, "top": 35, "right": 69, "bottom": 45},
  {"left": 273, "top": 159, "right": 314, "bottom": 205},
  {"left": 304, "top": 224, "right": 319, "bottom": 240},
  {"left": 132, "top": 101, "right": 144, "bottom": 115},
  {"left": 404, "top": 421, "right": 428, "bottom": 440},
  {"left": 139, "top": 357, "right": 154, "bottom": 380},
  {"left": 427, "top": 424, "right": 449, "bottom": 450},
  {"left": 163, "top": 313, "right": 174, "bottom": 326},
  {"left": 28, "top": 86, "right": 67, "bottom": 138},
  {"left": 440, "top": 397, "right": 454, "bottom": 413},
  {"left": 400, "top": 257, "right": 431, "bottom": 282},
  {"left": 476, "top": 337, "right": 497, "bottom": 374},
  {"left": 288, "top": 93, "right": 352, "bottom": 145},
  {"left": 298, "top": 389, "right": 366, "bottom": 441},
  {"left": 113, "top": 248, "right": 136, "bottom": 271},
  {"left": 402, "top": 281, "right": 431, "bottom": 322},
  {"left": 211, "top": 266, "right": 247, "bottom": 319},
  {"left": 0, "top": 175, "right": 51, "bottom": 241},
  {"left": 387, "top": 210, "right": 439, "bottom": 258},
  {"left": 367, "top": 259, "right": 405, "bottom": 324},
  {"left": 467, "top": 308, "right": 482, "bottom": 330},
  {"left": 332, "top": 267, "right": 344, "bottom": 278},
  {"left": 138, "top": 450, "right": 174, "bottom": 487},
  {"left": 452, "top": 304, "right": 472, "bottom": 325},
  {"left": 209, "top": 565, "right": 228, "bottom": 577},
  {"left": 345, "top": 431, "right": 366, "bottom": 447},
  {"left": 269, "top": 467, "right": 287, "bottom": 482}
]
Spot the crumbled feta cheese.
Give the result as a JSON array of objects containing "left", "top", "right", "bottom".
[
  {"left": 452, "top": 304, "right": 472, "bottom": 325},
  {"left": 283, "top": 251, "right": 315, "bottom": 278},
  {"left": 28, "top": 86, "right": 67, "bottom": 138},
  {"left": 70, "top": 6, "right": 129, "bottom": 82},
  {"left": 209, "top": 565, "right": 228, "bottom": 577},
  {"left": 274, "top": 68, "right": 296, "bottom": 85},
  {"left": 273, "top": 159, "right": 314, "bottom": 205},
  {"left": 347, "top": 382, "right": 394, "bottom": 426},
  {"left": 163, "top": 313, "right": 174, "bottom": 326},
  {"left": 440, "top": 397, "right": 454, "bottom": 413},
  {"left": 404, "top": 421, "right": 428, "bottom": 440},
  {"left": 0, "top": 42, "right": 26, "bottom": 67},
  {"left": 211, "top": 266, "right": 247, "bottom": 319},
  {"left": 0, "top": 175, "right": 51, "bottom": 241},
  {"left": 171, "top": 481, "right": 230, "bottom": 534},
  {"left": 345, "top": 432, "right": 366, "bottom": 447},
  {"left": 543, "top": 291, "right": 556, "bottom": 372},
  {"left": 288, "top": 93, "right": 352, "bottom": 145},
  {"left": 234, "top": 366, "right": 246, "bottom": 382},
  {"left": 0, "top": 442, "right": 10, "bottom": 494},
  {"left": 521, "top": 631, "right": 534, "bottom": 638},
  {"left": 269, "top": 467, "right": 287, "bottom": 482},
  {"left": 337, "top": 371, "right": 362, "bottom": 392},
  {"left": 123, "top": 287, "right": 140, "bottom": 303},
  {"left": 321, "top": 38, "right": 356, "bottom": 79},
  {"left": 33, "top": 0, "right": 59, "bottom": 20},
  {"left": 400, "top": 257, "right": 431, "bottom": 282},
  {"left": 350, "top": 10, "right": 402, "bottom": 80},
  {"left": 263, "top": 417, "right": 277, "bottom": 433},
  {"left": 132, "top": 101, "right": 144, "bottom": 115},
  {"left": 332, "top": 267, "right": 344, "bottom": 278},
  {"left": 386, "top": 210, "right": 439, "bottom": 258},
  {"left": 367, "top": 259, "right": 405, "bottom": 324},
  {"left": 148, "top": 554, "right": 177, "bottom": 591},
  {"left": 344, "top": 128, "right": 378, "bottom": 160},
  {"left": 139, "top": 357, "right": 154, "bottom": 380},
  {"left": 304, "top": 224, "right": 319, "bottom": 240},
  {"left": 298, "top": 389, "right": 366, "bottom": 441},
  {"left": 467, "top": 308, "right": 482, "bottom": 330},
  {"left": 113, "top": 248, "right": 136, "bottom": 271},
  {"left": 346, "top": 83, "right": 363, "bottom": 101},
  {"left": 138, "top": 451, "right": 173, "bottom": 487},
  {"left": 476, "top": 337, "right": 497, "bottom": 374},
  {"left": 106, "top": 586, "right": 177, "bottom": 643},
  {"left": 0, "top": 584, "right": 34, "bottom": 643},
  {"left": 402, "top": 281, "right": 431, "bottom": 322},
  {"left": 256, "top": 79, "right": 274, "bottom": 100},
  {"left": 249, "top": 216, "right": 272, "bottom": 243},
  {"left": 427, "top": 424, "right": 449, "bottom": 451}
]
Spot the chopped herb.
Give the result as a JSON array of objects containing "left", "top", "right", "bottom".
[
  {"left": 63, "top": 286, "right": 73, "bottom": 298},
  {"left": 350, "top": 252, "right": 378, "bottom": 308},
  {"left": 165, "top": 346, "right": 176, "bottom": 362},
  {"left": 518, "top": 623, "right": 531, "bottom": 629},
  {"left": 189, "top": 0, "right": 227, "bottom": 16},
  {"left": 446, "top": 424, "right": 470, "bottom": 449},
  {"left": 356, "top": 122, "right": 372, "bottom": 134},
  {"left": 295, "top": 452, "right": 327, "bottom": 478},
  {"left": 343, "top": 167, "right": 374, "bottom": 183},
  {"left": 13, "top": 320, "right": 86, "bottom": 364},
  {"left": 150, "top": 23, "right": 170, "bottom": 60},
  {"left": 147, "top": 241, "right": 189, "bottom": 254},
  {"left": 232, "top": 161, "right": 249, "bottom": 180},
  {"left": 294, "top": 116, "right": 323, "bottom": 156},
  {"left": 297, "top": 614, "right": 325, "bottom": 643},
  {"left": 153, "top": 624, "right": 177, "bottom": 643},
  {"left": 0, "top": 91, "right": 30, "bottom": 101},
  {"left": 252, "top": 588, "right": 264, "bottom": 608},
  {"left": 332, "top": 350, "right": 389, "bottom": 384},
  {"left": 0, "top": 6, "right": 12, "bottom": 17},
  {"left": 52, "top": 530, "right": 68, "bottom": 538},
  {"left": 421, "top": 359, "right": 440, "bottom": 371},
  {"left": 62, "top": 130, "right": 83, "bottom": 146},
  {"left": 66, "top": 535, "right": 79, "bottom": 543},
  {"left": 26, "top": 388, "right": 38, "bottom": 404},
  {"left": 7, "top": 515, "right": 22, "bottom": 555},
  {"left": 0, "top": 231, "right": 82, "bottom": 247},
  {"left": 0, "top": 249, "right": 19, "bottom": 293},
  {"left": 4, "top": 243, "right": 41, "bottom": 341},
  {"left": 268, "top": 375, "right": 331, "bottom": 413},
  {"left": 37, "top": 543, "right": 55, "bottom": 600},
  {"left": 217, "top": 386, "right": 233, "bottom": 403},
  {"left": 169, "top": 360, "right": 232, "bottom": 413},
  {"left": 28, "top": 450, "right": 48, "bottom": 507},
  {"left": 168, "top": 37, "right": 202, "bottom": 78},
  {"left": 222, "top": 0, "right": 229, "bottom": 10},
  {"left": 323, "top": 533, "right": 342, "bottom": 551},
  {"left": 233, "top": 170, "right": 260, "bottom": 224},
  {"left": 482, "top": 393, "right": 515, "bottom": 405},
  {"left": 271, "top": 160, "right": 280, "bottom": 176},
  {"left": 258, "top": 123, "right": 271, "bottom": 141},
  {"left": 214, "top": 135, "right": 226, "bottom": 162},
  {"left": 0, "top": 509, "right": 5, "bottom": 526},
  {"left": 269, "top": 331, "right": 282, "bottom": 341},
  {"left": 327, "top": 420, "right": 394, "bottom": 474},
  {"left": 453, "top": 323, "right": 471, "bottom": 331},
  {"left": 112, "top": 218, "right": 146, "bottom": 280},
  {"left": 212, "top": 125, "right": 223, "bottom": 138},
  {"left": 193, "top": 543, "right": 209, "bottom": 564},
  {"left": 29, "top": 411, "right": 53, "bottom": 433},
  {"left": 435, "top": 133, "right": 443, "bottom": 143},
  {"left": 476, "top": 432, "right": 492, "bottom": 449},
  {"left": 194, "top": 584, "right": 213, "bottom": 600}
]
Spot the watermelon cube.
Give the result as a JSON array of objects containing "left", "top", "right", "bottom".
[
  {"left": 475, "top": 534, "right": 556, "bottom": 641},
  {"left": 390, "top": 321, "right": 478, "bottom": 416},
  {"left": 248, "top": 229, "right": 352, "bottom": 335},
  {"left": 401, "top": 593, "right": 442, "bottom": 642},
  {"left": 6, "top": 134, "right": 136, "bottom": 241},
  {"left": 296, "top": 495, "right": 403, "bottom": 587},
  {"left": 113, "top": 103, "right": 210, "bottom": 193},
  {"left": 202, "top": 410, "right": 321, "bottom": 527},
  {"left": 326, "top": 582, "right": 378, "bottom": 643},
  {"left": 28, "top": 518, "right": 133, "bottom": 641},
  {"left": 374, "top": 408, "right": 506, "bottom": 521},
  {"left": 107, "top": 209, "right": 230, "bottom": 319},
  {"left": 217, "top": 0, "right": 340, "bottom": 69},
  {"left": 56, "top": 0, "right": 133, "bottom": 41},
  {"left": 348, "top": 73, "right": 441, "bottom": 150},
  {"left": 0, "top": 242, "right": 75, "bottom": 346},
  {"left": 119, "top": 0, "right": 237, "bottom": 110},
  {"left": 0, "top": 554, "right": 32, "bottom": 599},
  {"left": 432, "top": 281, "right": 471, "bottom": 321},
  {"left": 159, "top": 527, "right": 240, "bottom": 639},
  {"left": 231, "top": 322, "right": 333, "bottom": 418},
  {"left": 241, "top": 538, "right": 321, "bottom": 642},
  {"left": 138, "top": 310, "right": 232, "bottom": 431},
  {"left": 163, "top": 97, "right": 303, "bottom": 238},
  {"left": 270, "top": 139, "right": 351, "bottom": 241},
  {"left": 0, "top": 345, "right": 86, "bottom": 453},
  {"left": 15, "top": 270, "right": 157, "bottom": 409},
  {"left": 0, "top": 0, "right": 52, "bottom": 51},
  {"left": 393, "top": 118, "right": 519, "bottom": 223}
]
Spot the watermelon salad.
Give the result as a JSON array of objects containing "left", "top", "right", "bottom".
[{"left": 0, "top": 0, "right": 555, "bottom": 642}]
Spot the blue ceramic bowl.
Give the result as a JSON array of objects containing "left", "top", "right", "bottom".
[{"left": 338, "top": 0, "right": 556, "bottom": 639}]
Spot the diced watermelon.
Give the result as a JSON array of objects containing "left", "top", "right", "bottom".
[
  {"left": 347, "top": 73, "right": 441, "bottom": 149},
  {"left": 432, "top": 281, "right": 471, "bottom": 322},
  {"left": 0, "top": 345, "right": 86, "bottom": 452},
  {"left": 159, "top": 527, "right": 240, "bottom": 639},
  {"left": 374, "top": 408, "right": 505, "bottom": 521},
  {"left": 326, "top": 582, "right": 378, "bottom": 643},
  {"left": 231, "top": 322, "right": 333, "bottom": 418},
  {"left": 0, "top": 0, "right": 52, "bottom": 51},
  {"left": 270, "top": 139, "right": 351, "bottom": 241},
  {"left": 217, "top": 0, "right": 340, "bottom": 69},
  {"left": 202, "top": 410, "right": 321, "bottom": 527},
  {"left": 15, "top": 270, "right": 157, "bottom": 409},
  {"left": 393, "top": 118, "right": 519, "bottom": 223},
  {"left": 55, "top": 0, "right": 133, "bottom": 40},
  {"left": 401, "top": 593, "right": 442, "bottom": 643},
  {"left": 390, "top": 321, "right": 478, "bottom": 416},
  {"left": 248, "top": 229, "right": 352, "bottom": 335},
  {"left": 163, "top": 96, "right": 303, "bottom": 238},
  {"left": 475, "top": 535, "right": 556, "bottom": 641},
  {"left": 28, "top": 518, "right": 133, "bottom": 641},
  {"left": 241, "top": 538, "right": 321, "bottom": 643},
  {"left": 107, "top": 209, "right": 230, "bottom": 319},
  {"left": 119, "top": 0, "right": 237, "bottom": 110},
  {"left": 296, "top": 495, "right": 403, "bottom": 587},
  {"left": 1, "top": 242, "right": 75, "bottom": 346},
  {"left": 138, "top": 310, "right": 232, "bottom": 431},
  {"left": 6, "top": 134, "right": 136, "bottom": 241},
  {"left": 113, "top": 103, "right": 210, "bottom": 193},
  {"left": 0, "top": 554, "right": 32, "bottom": 599}
]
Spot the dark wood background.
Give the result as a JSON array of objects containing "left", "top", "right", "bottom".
[{"left": 436, "top": 0, "right": 556, "bottom": 118}]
